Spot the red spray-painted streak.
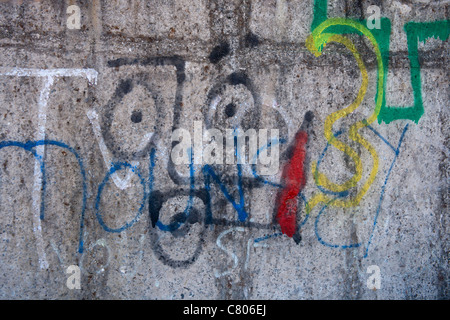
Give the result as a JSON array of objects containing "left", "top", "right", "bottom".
[{"left": 276, "top": 130, "right": 308, "bottom": 237}]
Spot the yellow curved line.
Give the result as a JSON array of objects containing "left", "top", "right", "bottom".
[
  {"left": 311, "top": 34, "right": 368, "bottom": 192},
  {"left": 305, "top": 19, "right": 383, "bottom": 214}
]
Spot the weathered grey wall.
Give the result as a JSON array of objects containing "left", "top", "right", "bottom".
[{"left": 0, "top": 0, "right": 448, "bottom": 299}]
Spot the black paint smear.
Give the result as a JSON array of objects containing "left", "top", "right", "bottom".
[
  {"left": 148, "top": 186, "right": 283, "bottom": 268},
  {"left": 131, "top": 110, "right": 142, "bottom": 123},
  {"left": 105, "top": 56, "right": 186, "bottom": 160},
  {"left": 282, "top": 110, "right": 315, "bottom": 160},
  {"left": 107, "top": 58, "right": 138, "bottom": 68},
  {"left": 149, "top": 190, "right": 165, "bottom": 228},
  {"left": 209, "top": 218, "right": 275, "bottom": 230},
  {"left": 209, "top": 42, "right": 230, "bottom": 64},
  {"left": 100, "top": 73, "right": 162, "bottom": 160},
  {"left": 108, "top": 56, "right": 185, "bottom": 86},
  {"left": 224, "top": 103, "right": 236, "bottom": 118},
  {"left": 149, "top": 188, "right": 209, "bottom": 229},
  {"left": 104, "top": 56, "right": 308, "bottom": 256},
  {"left": 148, "top": 188, "right": 208, "bottom": 269},
  {"left": 245, "top": 32, "right": 260, "bottom": 48},
  {"left": 118, "top": 78, "right": 133, "bottom": 96},
  {"left": 169, "top": 70, "right": 258, "bottom": 185},
  {"left": 204, "top": 71, "right": 252, "bottom": 114},
  {"left": 304, "top": 110, "right": 314, "bottom": 123},
  {"left": 200, "top": 71, "right": 262, "bottom": 186},
  {"left": 228, "top": 72, "right": 249, "bottom": 86},
  {"left": 293, "top": 232, "right": 302, "bottom": 244}
]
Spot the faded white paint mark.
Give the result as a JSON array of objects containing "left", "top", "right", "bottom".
[
  {"left": 253, "top": 242, "right": 270, "bottom": 248},
  {"left": 79, "top": 238, "right": 111, "bottom": 275},
  {"left": 245, "top": 238, "right": 269, "bottom": 271},
  {"left": 214, "top": 227, "right": 245, "bottom": 278},
  {"left": 0, "top": 68, "right": 98, "bottom": 85},
  {"left": 271, "top": 99, "right": 292, "bottom": 138},
  {"left": 0, "top": 67, "right": 98, "bottom": 269},
  {"left": 50, "top": 239, "right": 65, "bottom": 267},
  {"left": 206, "top": 96, "right": 221, "bottom": 126},
  {"left": 275, "top": 0, "right": 288, "bottom": 40},
  {"left": 244, "top": 238, "right": 253, "bottom": 271},
  {"left": 86, "top": 109, "right": 154, "bottom": 190},
  {"left": 30, "top": 75, "right": 54, "bottom": 270}
]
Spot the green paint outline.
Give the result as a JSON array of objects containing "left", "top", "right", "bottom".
[
  {"left": 310, "top": 0, "right": 450, "bottom": 124},
  {"left": 378, "top": 21, "right": 449, "bottom": 124}
]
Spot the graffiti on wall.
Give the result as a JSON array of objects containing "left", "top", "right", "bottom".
[{"left": 0, "top": 0, "right": 448, "bottom": 278}]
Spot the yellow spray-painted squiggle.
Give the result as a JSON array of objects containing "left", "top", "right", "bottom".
[
  {"left": 310, "top": 34, "right": 368, "bottom": 192},
  {"left": 305, "top": 18, "right": 384, "bottom": 214}
]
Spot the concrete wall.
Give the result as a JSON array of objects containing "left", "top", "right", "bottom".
[{"left": 0, "top": 0, "right": 448, "bottom": 299}]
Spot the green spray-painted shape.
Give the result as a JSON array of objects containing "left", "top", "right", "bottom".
[
  {"left": 310, "top": 0, "right": 450, "bottom": 124},
  {"left": 378, "top": 20, "right": 450, "bottom": 124},
  {"left": 311, "top": 0, "right": 328, "bottom": 31}
]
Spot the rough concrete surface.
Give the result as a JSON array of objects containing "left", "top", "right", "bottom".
[{"left": 0, "top": 0, "right": 448, "bottom": 300}]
